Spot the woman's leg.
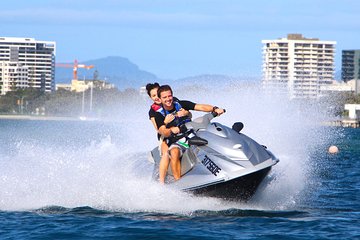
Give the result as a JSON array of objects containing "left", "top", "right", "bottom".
[{"left": 158, "top": 141, "right": 170, "bottom": 183}]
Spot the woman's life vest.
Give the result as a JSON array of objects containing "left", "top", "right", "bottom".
[{"left": 151, "top": 103, "right": 161, "bottom": 112}]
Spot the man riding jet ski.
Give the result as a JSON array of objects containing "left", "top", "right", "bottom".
[
  {"left": 153, "top": 85, "right": 225, "bottom": 183},
  {"left": 148, "top": 111, "right": 279, "bottom": 201}
]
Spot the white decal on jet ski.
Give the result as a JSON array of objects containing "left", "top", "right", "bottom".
[{"left": 202, "top": 155, "right": 221, "bottom": 176}]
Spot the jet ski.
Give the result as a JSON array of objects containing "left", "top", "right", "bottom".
[{"left": 148, "top": 112, "right": 279, "bottom": 201}]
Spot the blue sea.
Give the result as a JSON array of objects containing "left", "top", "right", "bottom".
[{"left": 0, "top": 87, "right": 359, "bottom": 239}]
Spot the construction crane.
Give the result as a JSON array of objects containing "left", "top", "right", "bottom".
[{"left": 56, "top": 59, "right": 94, "bottom": 80}]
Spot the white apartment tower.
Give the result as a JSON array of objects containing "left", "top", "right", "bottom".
[
  {"left": 0, "top": 62, "right": 28, "bottom": 95},
  {"left": 0, "top": 37, "right": 56, "bottom": 95},
  {"left": 262, "top": 34, "right": 336, "bottom": 98}
]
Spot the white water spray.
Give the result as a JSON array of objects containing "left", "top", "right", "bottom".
[{"left": 0, "top": 80, "right": 336, "bottom": 213}]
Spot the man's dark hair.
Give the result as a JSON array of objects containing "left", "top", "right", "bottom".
[
  {"left": 145, "top": 82, "right": 160, "bottom": 97},
  {"left": 157, "top": 85, "right": 173, "bottom": 98}
]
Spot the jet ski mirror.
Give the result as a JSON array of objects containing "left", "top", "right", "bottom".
[
  {"left": 232, "top": 122, "right": 244, "bottom": 133},
  {"left": 188, "top": 136, "right": 208, "bottom": 146}
]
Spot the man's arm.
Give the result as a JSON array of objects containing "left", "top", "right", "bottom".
[
  {"left": 154, "top": 112, "right": 180, "bottom": 137},
  {"left": 179, "top": 100, "right": 224, "bottom": 116},
  {"left": 194, "top": 104, "right": 225, "bottom": 115},
  {"left": 158, "top": 125, "right": 180, "bottom": 137},
  {"left": 150, "top": 117, "right": 158, "bottom": 131},
  {"left": 194, "top": 104, "right": 213, "bottom": 112}
]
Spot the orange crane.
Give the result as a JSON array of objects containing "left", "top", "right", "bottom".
[{"left": 56, "top": 59, "right": 94, "bottom": 80}]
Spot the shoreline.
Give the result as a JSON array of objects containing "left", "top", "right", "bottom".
[
  {"left": 323, "top": 119, "right": 360, "bottom": 128},
  {"left": 1, "top": 114, "right": 359, "bottom": 127}
]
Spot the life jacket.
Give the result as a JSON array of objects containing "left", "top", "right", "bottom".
[
  {"left": 157, "top": 101, "right": 191, "bottom": 127},
  {"left": 151, "top": 103, "right": 161, "bottom": 111}
]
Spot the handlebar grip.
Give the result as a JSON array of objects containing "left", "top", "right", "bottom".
[
  {"left": 179, "top": 124, "right": 188, "bottom": 134},
  {"left": 211, "top": 109, "right": 226, "bottom": 117}
]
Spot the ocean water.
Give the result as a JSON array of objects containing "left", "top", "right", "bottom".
[{"left": 1, "top": 84, "right": 359, "bottom": 239}]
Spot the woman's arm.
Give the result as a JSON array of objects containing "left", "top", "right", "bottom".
[
  {"left": 150, "top": 117, "right": 158, "bottom": 131},
  {"left": 176, "top": 108, "right": 191, "bottom": 118},
  {"left": 151, "top": 115, "right": 176, "bottom": 131}
]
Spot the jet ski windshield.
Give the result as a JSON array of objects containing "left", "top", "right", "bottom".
[{"left": 185, "top": 113, "right": 215, "bottom": 132}]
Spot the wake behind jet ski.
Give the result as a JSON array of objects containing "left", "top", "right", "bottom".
[{"left": 148, "top": 112, "right": 279, "bottom": 201}]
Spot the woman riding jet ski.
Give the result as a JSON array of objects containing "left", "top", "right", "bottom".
[{"left": 148, "top": 112, "right": 279, "bottom": 201}]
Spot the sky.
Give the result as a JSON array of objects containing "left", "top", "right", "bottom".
[{"left": 1, "top": 0, "right": 360, "bottom": 80}]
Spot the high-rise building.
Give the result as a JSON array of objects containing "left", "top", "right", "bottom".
[
  {"left": 0, "top": 37, "right": 56, "bottom": 95},
  {"left": 262, "top": 34, "right": 336, "bottom": 99},
  {"left": 0, "top": 61, "right": 29, "bottom": 95},
  {"left": 342, "top": 50, "right": 360, "bottom": 82},
  {"left": 342, "top": 50, "right": 360, "bottom": 94}
]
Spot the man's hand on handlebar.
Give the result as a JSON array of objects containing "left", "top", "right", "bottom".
[{"left": 212, "top": 107, "right": 225, "bottom": 117}]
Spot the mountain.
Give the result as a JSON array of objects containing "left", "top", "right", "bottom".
[
  {"left": 171, "top": 74, "right": 260, "bottom": 89},
  {"left": 55, "top": 56, "right": 159, "bottom": 89}
]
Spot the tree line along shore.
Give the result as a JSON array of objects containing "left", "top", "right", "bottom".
[
  {"left": 0, "top": 88, "right": 359, "bottom": 120},
  {"left": 0, "top": 88, "right": 142, "bottom": 119}
]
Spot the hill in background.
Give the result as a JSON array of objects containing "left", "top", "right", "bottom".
[
  {"left": 55, "top": 56, "right": 159, "bottom": 89},
  {"left": 55, "top": 56, "right": 255, "bottom": 90}
]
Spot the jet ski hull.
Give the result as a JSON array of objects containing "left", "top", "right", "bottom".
[{"left": 186, "top": 166, "right": 272, "bottom": 201}]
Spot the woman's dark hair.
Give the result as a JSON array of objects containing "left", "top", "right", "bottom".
[{"left": 145, "top": 82, "right": 160, "bottom": 97}]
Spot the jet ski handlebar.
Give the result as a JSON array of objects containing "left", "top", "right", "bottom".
[{"left": 211, "top": 108, "right": 226, "bottom": 117}]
